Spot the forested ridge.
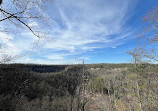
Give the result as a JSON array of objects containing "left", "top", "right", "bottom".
[
  {"left": 0, "top": 63, "right": 158, "bottom": 111},
  {"left": 0, "top": 64, "right": 68, "bottom": 73},
  {"left": 0, "top": 0, "right": 157, "bottom": 110},
  {"left": 0, "top": 64, "right": 87, "bottom": 111}
]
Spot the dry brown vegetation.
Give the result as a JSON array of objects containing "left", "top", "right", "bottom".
[{"left": 85, "top": 64, "right": 158, "bottom": 111}]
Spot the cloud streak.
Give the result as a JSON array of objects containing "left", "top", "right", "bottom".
[
  {"left": 45, "top": 0, "right": 134, "bottom": 52},
  {"left": 1, "top": 0, "right": 137, "bottom": 64}
]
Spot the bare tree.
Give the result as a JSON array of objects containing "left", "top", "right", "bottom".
[
  {"left": 0, "top": 0, "right": 54, "bottom": 38},
  {"left": 0, "top": 0, "right": 54, "bottom": 63},
  {"left": 135, "top": 6, "right": 158, "bottom": 62},
  {"left": 128, "top": 7, "right": 158, "bottom": 109}
]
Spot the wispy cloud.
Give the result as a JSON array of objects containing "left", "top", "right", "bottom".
[
  {"left": 14, "top": 57, "right": 83, "bottom": 65},
  {"left": 1, "top": 0, "right": 137, "bottom": 64},
  {"left": 45, "top": 0, "right": 134, "bottom": 52},
  {"left": 0, "top": 32, "right": 16, "bottom": 55}
]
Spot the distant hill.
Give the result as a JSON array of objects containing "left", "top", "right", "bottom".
[
  {"left": 0, "top": 63, "right": 157, "bottom": 73},
  {"left": 0, "top": 64, "right": 68, "bottom": 73}
]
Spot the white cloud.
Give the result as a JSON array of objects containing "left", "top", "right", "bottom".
[
  {"left": 78, "top": 57, "right": 90, "bottom": 61},
  {"left": 0, "top": 32, "right": 16, "bottom": 55},
  {"left": 28, "top": 21, "right": 38, "bottom": 27},
  {"left": 46, "top": 54, "right": 64, "bottom": 60},
  {"left": 44, "top": 0, "right": 134, "bottom": 53},
  {"left": 14, "top": 57, "right": 83, "bottom": 65},
  {"left": 0, "top": 0, "right": 136, "bottom": 64},
  {"left": 0, "top": 32, "right": 17, "bottom": 63}
]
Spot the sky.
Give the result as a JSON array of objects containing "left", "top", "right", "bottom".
[{"left": 0, "top": 0, "right": 158, "bottom": 64}]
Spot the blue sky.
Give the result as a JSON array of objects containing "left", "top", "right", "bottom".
[{"left": 0, "top": 0, "right": 158, "bottom": 64}]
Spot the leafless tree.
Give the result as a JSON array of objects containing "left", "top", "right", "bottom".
[
  {"left": 0, "top": 0, "right": 54, "bottom": 38},
  {"left": 0, "top": 0, "right": 54, "bottom": 63},
  {"left": 128, "top": 7, "right": 158, "bottom": 109},
  {"left": 135, "top": 6, "right": 158, "bottom": 62}
]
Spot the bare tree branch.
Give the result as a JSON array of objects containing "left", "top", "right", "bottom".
[
  {"left": 0, "top": 8, "right": 41, "bottom": 38},
  {"left": 133, "top": 6, "right": 158, "bottom": 62}
]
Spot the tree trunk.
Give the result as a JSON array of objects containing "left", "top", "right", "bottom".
[
  {"left": 77, "top": 86, "right": 81, "bottom": 111},
  {"left": 70, "top": 95, "right": 74, "bottom": 111},
  {"left": 136, "top": 81, "right": 143, "bottom": 111}
]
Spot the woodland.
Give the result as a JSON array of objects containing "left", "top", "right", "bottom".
[{"left": 0, "top": 0, "right": 157, "bottom": 111}]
